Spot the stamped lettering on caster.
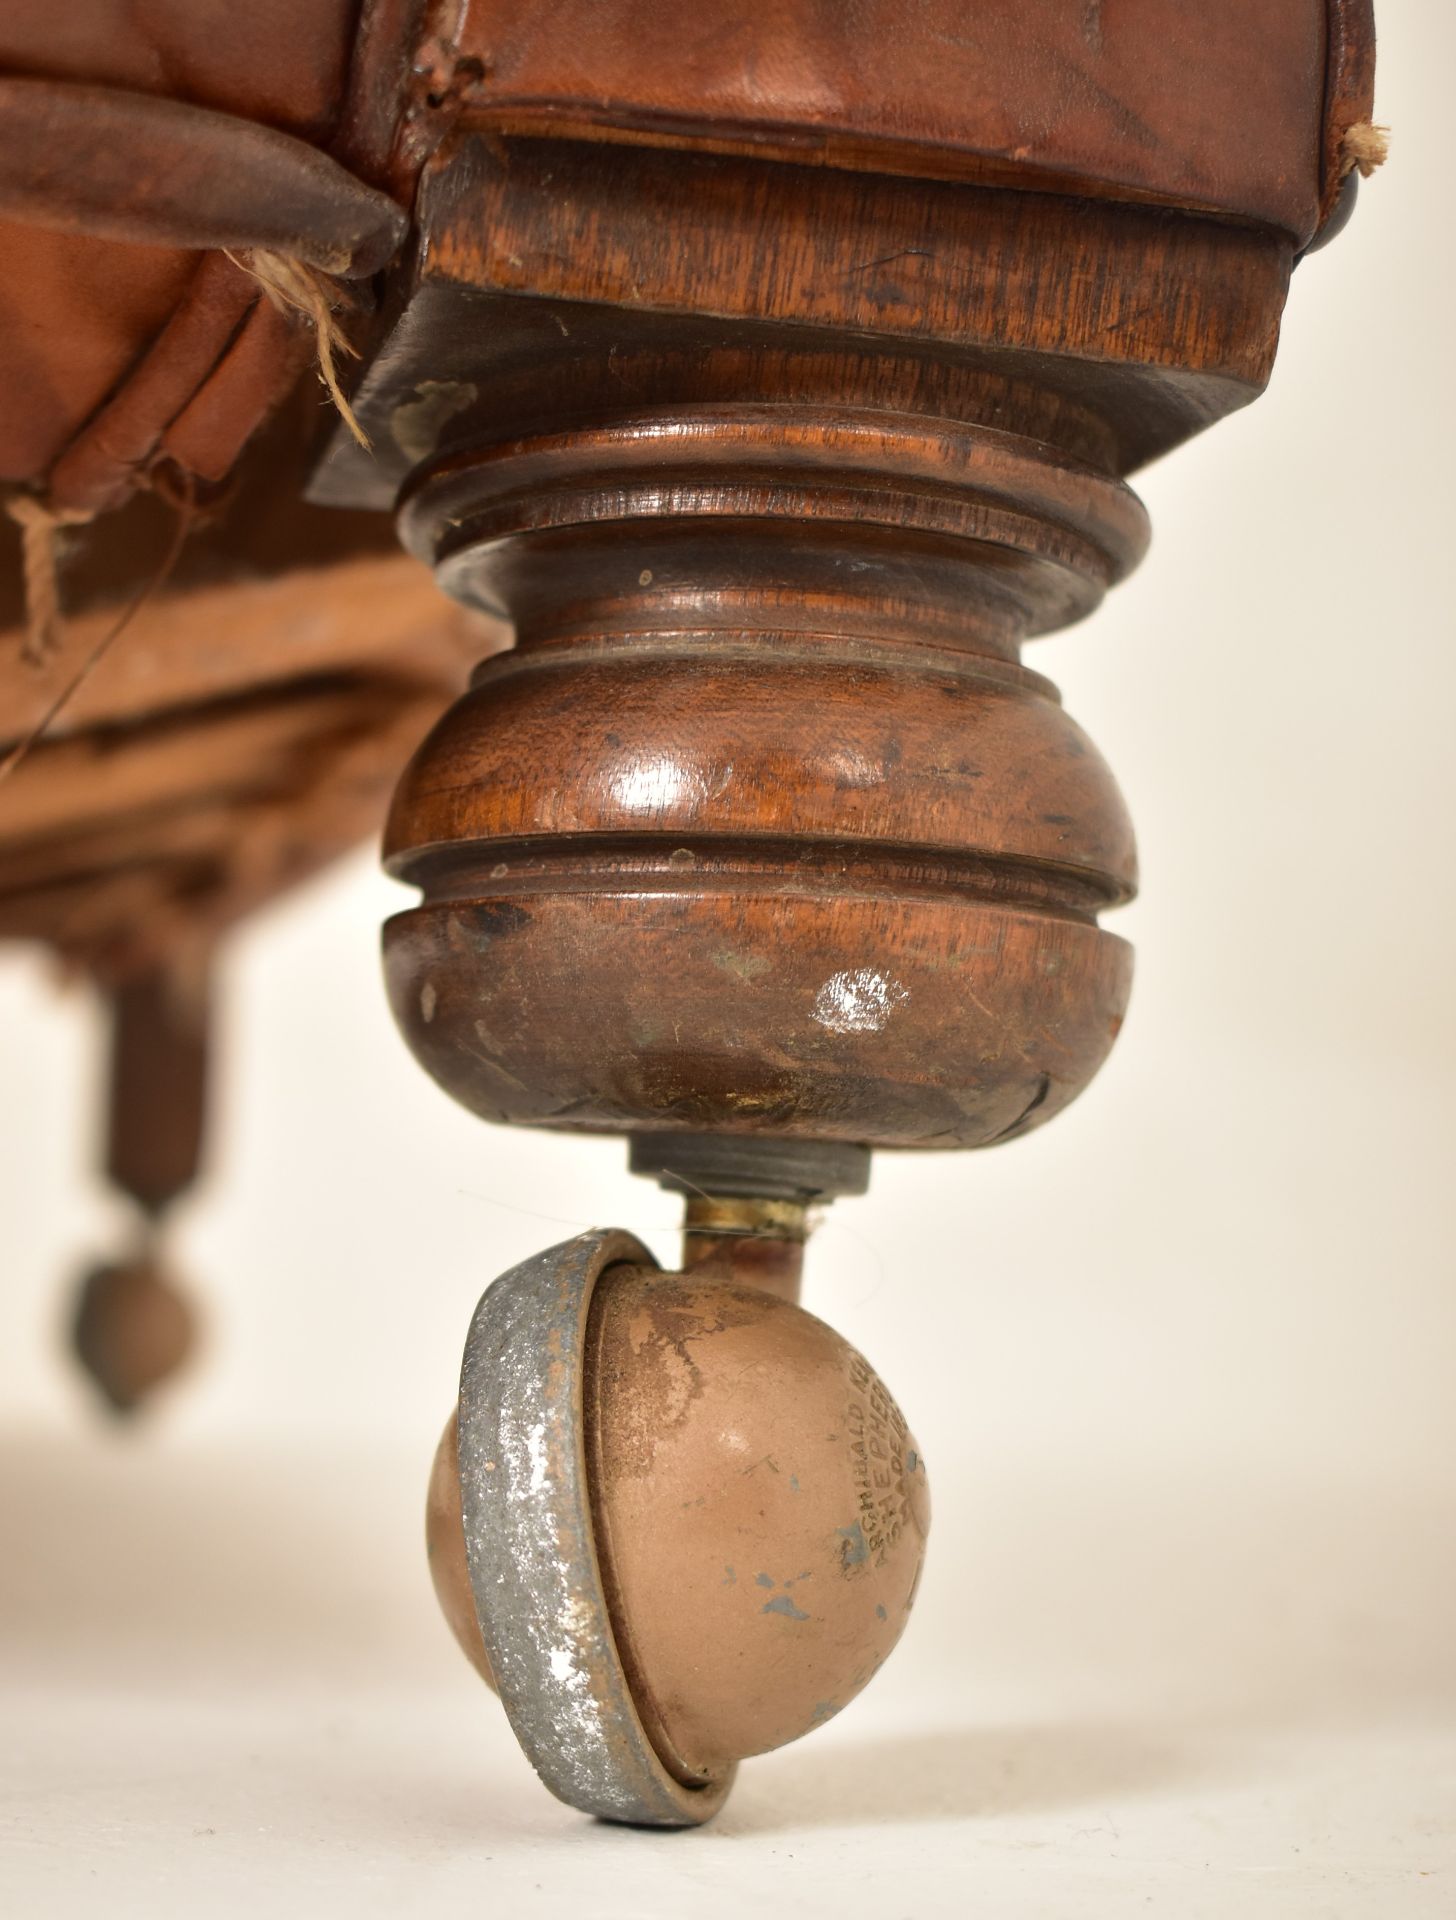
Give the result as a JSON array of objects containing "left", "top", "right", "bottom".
[{"left": 844, "top": 1354, "right": 920, "bottom": 1577}]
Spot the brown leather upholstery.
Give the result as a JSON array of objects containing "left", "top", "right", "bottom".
[
  {"left": 0, "top": 0, "right": 358, "bottom": 136},
  {"left": 0, "top": 1, "right": 1376, "bottom": 512},
  {"left": 0, "top": 0, "right": 371, "bottom": 500},
  {"left": 452, "top": 1, "right": 1374, "bottom": 248}
]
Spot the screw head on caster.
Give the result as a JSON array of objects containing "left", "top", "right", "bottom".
[{"left": 426, "top": 1228, "right": 929, "bottom": 1825}]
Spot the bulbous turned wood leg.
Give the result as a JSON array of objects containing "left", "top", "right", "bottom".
[
  {"left": 425, "top": 1143, "right": 927, "bottom": 1826},
  {"left": 306, "top": 120, "right": 1342, "bottom": 1824},
  {"left": 70, "top": 963, "right": 206, "bottom": 1414}
]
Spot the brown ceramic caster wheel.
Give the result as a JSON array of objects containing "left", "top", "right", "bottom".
[
  {"left": 426, "top": 1228, "right": 929, "bottom": 1826},
  {"left": 71, "top": 1253, "right": 196, "bottom": 1415}
]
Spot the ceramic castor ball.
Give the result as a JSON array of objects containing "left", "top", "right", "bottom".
[
  {"left": 426, "top": 1414, "right": 497, "bottom": 1692},
  {"left": 427, "top": 1261, "right": 929, "bottom": 1788},
  {"left": 71, "top": 1256, "right": 196, "bottom": 1414}
]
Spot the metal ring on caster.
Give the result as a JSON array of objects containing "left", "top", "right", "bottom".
[{"left": 456, "top": 1227, "right": 737, "bottom": 1827}]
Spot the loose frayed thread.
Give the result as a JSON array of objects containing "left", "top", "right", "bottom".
[
  {"left": 4, "top": 493, "right": 92, "bottom": 668},
  {"left": 1, "top": 482, "right": 194, "bottom": 789},
  {"left": 227, "top": 248, "right": 370, "bottom": 449},
  {"left": 1342, "top": 121, "right": 1390, "bottom": 179},
  {"left": 6, "top": 249, "right": 363, "bottom": 693}
]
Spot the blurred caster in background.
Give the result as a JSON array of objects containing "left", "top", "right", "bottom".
[
  {"left": 71, "top": 1250, "right": 196, "bottom": 1416},
  {"left": 65, "top": 964, "right": 211, "bottom": 1415}
]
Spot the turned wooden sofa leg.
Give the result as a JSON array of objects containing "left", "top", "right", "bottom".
[
  {"left": 71, "top": 962, "right": 206, "bottom": 1414},
  {"left": 305, "top": 17, "right": 1375, "bottom": 1825}
]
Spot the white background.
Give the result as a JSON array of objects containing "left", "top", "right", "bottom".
[{"left": 2, "top": 8, "right": 1452, "bottom": 1914}]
